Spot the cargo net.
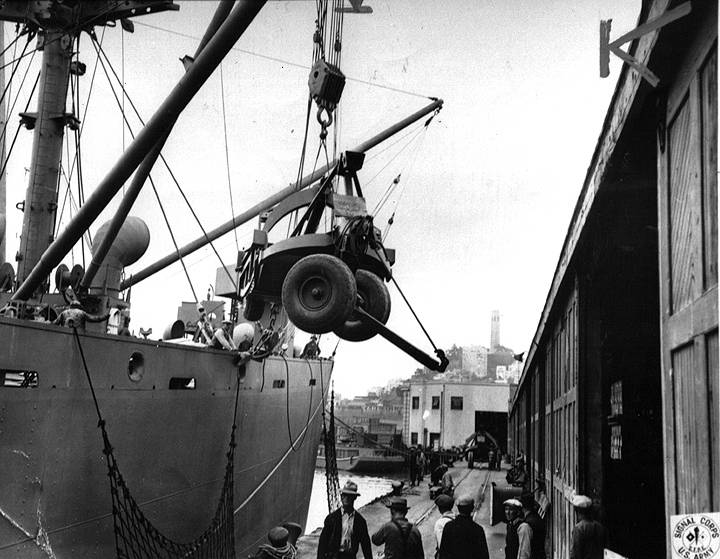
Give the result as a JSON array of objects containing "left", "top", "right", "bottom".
[
  {"left": 99, "top": 422, "right": 236, "bottom": 559},
  {"left": 73, "top": 329, "right": 239, "bottom": 559},
  {"left": 322, "top": 389, "right": 341, "bottom": 512}
]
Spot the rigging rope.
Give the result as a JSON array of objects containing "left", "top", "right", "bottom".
[
  {"left": 72, "top": 327, "right": 240, "bottom": 558},
  {"left": 0, "top": 70, "right": 39, "bottom": 180},
  {"left": 219, "top": 63, "right": 239, "bottom": 252},
  {"left": 135, "top": 21, "right": 433, "bottom": 101},
  {"left": 90, "top": 36, "right": 200, "bottom": 301},
  {"left": 91, "top": 35, "right": 237, "bottom": 291}
]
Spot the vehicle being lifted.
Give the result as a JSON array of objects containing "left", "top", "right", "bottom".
[{"left": 237, "top": 150, "right": 447, "bottom": 372}]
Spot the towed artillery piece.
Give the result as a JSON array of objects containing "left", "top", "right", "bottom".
[{"left": 237, "top": 151, "right": 447, "bottom": 372}]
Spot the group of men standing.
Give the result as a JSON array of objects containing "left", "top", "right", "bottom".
[
  {"left": 502, "top": 493, "right": 545, "bottom": 559},
  {"left": 503, "top": 492, "right": 605, "bottom": 559},
  {"left": 317, "top": 481, "right": 423, "bottom": 559}
]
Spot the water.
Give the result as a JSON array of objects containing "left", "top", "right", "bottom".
[{"left": 304, "top": 469, "right": 403, "bottom": 534}]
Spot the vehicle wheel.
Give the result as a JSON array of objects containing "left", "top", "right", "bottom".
[
  {"left": 243, "top": 295, "right": 265, "bottom": 321},
  {"left": 282, "top": 254, "right": 356, "bottom": 334},
  {"left": 334, "top": 269, "right": 391, "bottom": 342}
]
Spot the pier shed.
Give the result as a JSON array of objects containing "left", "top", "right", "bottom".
[
  {"left": 405, "top": 379, "right": 511, "bottom": 450},
  {"left": 508, "top": 2, "right": 717, "bottom": 559}
]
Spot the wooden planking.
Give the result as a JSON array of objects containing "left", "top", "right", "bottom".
[
  {"left": 706, "top": 330, "right": 719, "bottom": 510},
  {"left": 701, "top": 48, "right": 718, "bottom": 290},
  {"left": 671, "top": 343, "right": 694, "bottom": 513},
  {"left": 659, "top": 27, "right": 718, "bottom": 535},
  {"left": 668, "top": 97, "right": 700, "bottom": 313}
]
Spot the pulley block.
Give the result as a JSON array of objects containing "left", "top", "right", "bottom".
[{"left": 308, "top": 59, "right": 346, "bottom": 113}]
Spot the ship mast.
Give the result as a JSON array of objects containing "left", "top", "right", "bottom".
[
  {"left": 15, "top": 28, "right": 73, "bottom": 290},
  {"left": 0, "top": 28, "right": 5, "bottom": 264},
  {"left": 0, "top": 0, "right": 180, "bottom": 297}
]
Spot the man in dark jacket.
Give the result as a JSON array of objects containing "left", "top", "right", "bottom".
[
  {"left": 438, "top": 495, "right": 489, "bottom": 559},
  {"left": 371, "top": 497, "right": 423, "bottom": 559},
  {"left": 317, "top": 481, "right": 372, "bottom": 559},
  {"left": 520, "top": 493, "right": 546, "bottom": 559}
]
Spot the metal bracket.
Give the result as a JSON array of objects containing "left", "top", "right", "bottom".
[{"left": 600, "top": 2, "right": 692, "bottom": 87}]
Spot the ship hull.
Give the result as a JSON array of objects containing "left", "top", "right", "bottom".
[{"left": 0, "top": 317, "right": 330, "bottom": 557}]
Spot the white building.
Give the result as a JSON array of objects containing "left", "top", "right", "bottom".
[
  {"left": 495, "top": 361, "right": 521, "bottom": 384},
  {"left": 461, "top": 345, "right": 489, "bottom": 378},
  {"left": 402, "top": 379, "right": 510, "bottom": 450}
]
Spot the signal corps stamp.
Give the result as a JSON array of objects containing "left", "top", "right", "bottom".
[{"left": 671, "top": 513, "right": 720, "bottom": 559}]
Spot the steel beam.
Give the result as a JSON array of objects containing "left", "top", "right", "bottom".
[
  {"left": 120, "top": 98, "right": 444, "bottom": 290},
  {"left": 13, "top": 0, "right": 267, "bottom": 300}
]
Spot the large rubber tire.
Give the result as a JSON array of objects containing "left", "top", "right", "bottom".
[
  {"left": 282, "top": 254, "right": 357, "bottom": 334},
  {"left": 243, "top": 295, "right": 265, "bottom": 321},
  {"left": 334, "top": 269, "right": 391, "bottom": 342}
]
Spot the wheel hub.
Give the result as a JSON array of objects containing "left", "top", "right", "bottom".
[{"left": 299, "top": 276, "right": 332, "bottom": 310}]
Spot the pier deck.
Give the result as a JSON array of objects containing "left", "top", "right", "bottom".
[{"left": 297, "top": 464, "right": 509, "bottom": 558}]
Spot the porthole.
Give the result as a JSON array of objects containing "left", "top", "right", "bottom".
[{"left": 128, "top": 352, "right": 144, "bottom": 382}]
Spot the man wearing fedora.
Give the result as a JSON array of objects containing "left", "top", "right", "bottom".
[
  {"left": 317, "top": 481, "right": 372, "bottom": 559},
  {"left": 439, "top": 495, "right": 489, "bottom": 559},
  {"left": 371, "top": 497, "right": 424, "bottom": 559}
]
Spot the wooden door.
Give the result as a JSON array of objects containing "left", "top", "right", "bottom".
[{"left": 658, "top": 37, "right": 718, "bottom": 526}]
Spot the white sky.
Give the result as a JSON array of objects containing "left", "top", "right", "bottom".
[{"left": 1, "top": 0, "right": 641, "bottom": 397}]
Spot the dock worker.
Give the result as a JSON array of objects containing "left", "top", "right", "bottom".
[
  {"left": 503, "top": 498, "right": 531, "bottom": 559},
  {"left": 211, "top": 319, "right": 237, "bottom": 350},
  {"left": 251, "top": 526, "right": 297, "bottom": 559},
  {"left": 300, "top": 334, "right": 320, "bottom": 358},
  {"left": 371, "top": 497, "right": 423, "bottom": 559},
  {"left": 439, "top": 495, "right": 489, "bottom": 559},
  {"left": 520, "top": 493, "right": 546, "bottom": 559},
  {"left": 569, "top": 495, "right": 605, "bottom": 559},
  {"left": 408, "top": 446, "right": 418, "bottom": 486},
  {"left": 433, "top": 494, "right": 455, "bottom": 553},
  {"left": 317, "top": 480, "right": 372, "bottom": 559},
  {"left": 192, "top": 305, "right": 213, "bottom": 344},
  {"left": 54, "top": 300, "right": 110, "bottom": 332},
  {"left": 117, "top": 315, "right": 132, "bottom": 336}
]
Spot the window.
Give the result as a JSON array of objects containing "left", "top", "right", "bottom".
[
  {"left": 128, "top": 352, "right": 144, "bottom": 382},
  {"left": 169, "top": 377, "right": 196, "bottom": 390},
  {"left": 431, "top": 396, "right": 440, "bottom": 409},
  {"left": 412, "top": 396, "right": 419, "bottom": 409},
  {"left": 450, "top": 396, "right": 463, "bottom": 410},
  {"left": 1, "top": 369, "right": 38, "bottom": 388},
  {"left": 411, "top": 432, "right": 418, "bottom": 445}
]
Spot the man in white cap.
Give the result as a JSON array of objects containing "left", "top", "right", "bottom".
[
  {"left": 317, "top": 480, "right": 371, "bottom": 559},
  {"left": 192, "top": 304, "right": 213, "bottom": 344},
  {"left": 438, "top": 495, "right": 489, "bottom": 559},
  {"left": 569, "top": 495, "right": 605, "bottom": 559},
  {"left": 503, "top": 498, "right": 531, "bottom": 559}
]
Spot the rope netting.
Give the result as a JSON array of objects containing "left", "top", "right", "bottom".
[
  {"left": 321, "top": 388, "right": 341, "bottom": 512},
  {"left": 74, "top": 329, "right": 240, "bottom": 559},
  {"left": 101, "top": 423, "right": 237, "bottom": 559}
]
